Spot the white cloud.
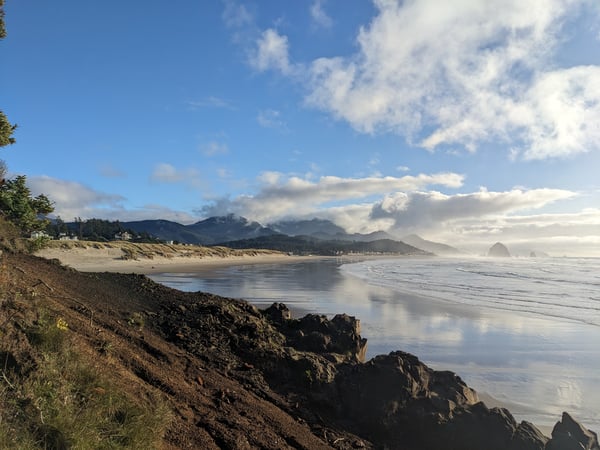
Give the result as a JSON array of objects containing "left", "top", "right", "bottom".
[
  {"left": 28, "top": 176, "right": 124, "bottom": 214},
  {"left": 257, "top": 109, "right": 286, "bottom": 129},
  {"left": 27, "top": 175, "right": 197, "bottom": 223},
  {"left": 187, "top": 96, "right": 235, "bottom": 110},
  {"left": 370, "top": 188, "right": 577, "bottom": 229},
  {"left": 222, "top": 0, "right": 253, "bottom": 28},
  {"left": 217, "top": 168, "right": 232, "bottom": 179},
  {"left": 199, "top": 171, "right": 597, "bottom": 254},
  {"left": 251, "top": 28, "right": 291, "bottom": 74},
  {"left": 301, "top": 0, "right": 600, "bottom": 159},
  {"left": 201, "top": 141, "right": 229, "bottom": 156},
  {"left": 202, "top": 171, "right": 464, "bottom": 222},
  {"left": 431, "top": 208, "right": 600, "bottom": 256},
  {"left": 150, "top": 163, "right": 202, "bottom": 186},
  {"left": 310, "top": 0, "right": 333, "bottom": 29}
]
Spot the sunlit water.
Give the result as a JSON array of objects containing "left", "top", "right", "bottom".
[{"left": 149, "top": 256, "right": 600, "bottom": 432}]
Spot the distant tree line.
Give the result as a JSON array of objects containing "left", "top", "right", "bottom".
[{"left": 45, "top": 218, "right": 162, "bottom": 243}]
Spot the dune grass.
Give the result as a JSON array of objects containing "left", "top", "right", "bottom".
[{"left": 43, "top": 239, "right": 283, "bottom": 260}]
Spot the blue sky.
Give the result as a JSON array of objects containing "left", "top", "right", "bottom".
[{"left": 2, "top": 0, "right": 600, "bottom": 255}]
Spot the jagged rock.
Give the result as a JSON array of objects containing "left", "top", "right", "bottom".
[
  {"left": 263, "top": 302, "right": 291, "bottom": 323},
  {"left": 330, "top": 351, "right": 478, "bottom": 447},
  {"left": 547, "top": 412, "right": 600, "bottom": 450},
  {"left": 488, "top": 242, "right": 511, "bottom": 257},
  {"left": 280, "top": 312, "right": 368, "bottom": 362},
  {"left": 432, "top": 403, "right": 548, "bottom": 450},
  {"left": 324, "top": 351, "right": 555, "bottom": 450}
]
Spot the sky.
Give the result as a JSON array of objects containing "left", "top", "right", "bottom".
[{"left": 2, "top": 0, "right": 600, "bottom": 256}]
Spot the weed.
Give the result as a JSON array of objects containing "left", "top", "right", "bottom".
[{"left": 127, "top": 312, "right": 145, "bottom": 330}]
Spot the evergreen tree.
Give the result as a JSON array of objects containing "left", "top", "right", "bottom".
[
  {"left": 1, "top": 1, "right": 17, "bottom": 171},
  {"left": 0, "top": 175, "right": 54, "bottom": 233}
]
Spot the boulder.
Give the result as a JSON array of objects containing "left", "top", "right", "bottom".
[
  {"left": 263, "top": 302, "right": 291, "bottom": 323},
  {"left": 327, "top": 351, "right": 554, "bottom": 450},
  {"left": 269, "top": 309, "right": 368, "bottom": 362}
]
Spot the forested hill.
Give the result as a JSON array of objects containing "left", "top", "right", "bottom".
[{"left": 215, "top": 234, "right": 430, "bottom": 256}]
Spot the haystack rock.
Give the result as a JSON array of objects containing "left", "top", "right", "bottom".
[{"left": 488, "top": 242, "right": 511, "bottom": 257}]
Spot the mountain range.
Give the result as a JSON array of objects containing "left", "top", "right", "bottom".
[{"left": 118, "top": 214, "right": 463, "bottom": 256}]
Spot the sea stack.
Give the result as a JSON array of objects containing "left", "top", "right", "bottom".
[{"left": 488, "top": 242, "right": 511, "bottom": 257}]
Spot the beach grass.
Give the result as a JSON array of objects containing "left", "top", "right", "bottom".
[{"left": 42, "top": 239, "right": 283, "bottom": 260}]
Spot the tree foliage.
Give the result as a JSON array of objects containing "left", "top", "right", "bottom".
[
  {"left": 0, "top": 110, "right": 17, "bottom": 147},
  {"left": 0, "top": 0, "right": 6, "bottom": 39},
  {"left": 0, "top": 1, "right": 15, "bottom": 147},
  {"left": 0, "top": 175, "right": 54, "bottom": 233},
  {"left": 1, "top": 1, "right": 17, "bottom": 166}
]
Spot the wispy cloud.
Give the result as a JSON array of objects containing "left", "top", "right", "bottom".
[
  {"left": 98, "top": 163, "right": 126, "bottom": 178},
  {"left": 200, "top": 140, "right": 229, "bottom": 156},
  {"left": 222, "top": 0, "right": 253, "bottom": 28},
  {"left": 187, "top": 96, "right": 236, "bottom": 110},
  {"left": 250, "top": 28, "right": 291, "bottom": 74},
  {"left": 310, "top": 0, "right": 333, "bottom": 29},
  {"left": 257, "top": 109, "right": 286, "bottom": 129},
  {"left": 150, "top": 163, "right": 202, "bottom": 186}
]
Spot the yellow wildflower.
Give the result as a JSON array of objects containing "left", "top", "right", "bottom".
[{"left": 56, "top": 317, "right": 68, "bottom": 331}]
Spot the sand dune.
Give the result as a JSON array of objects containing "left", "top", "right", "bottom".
[{"left": 35, "top": 241, "right": 311, "bottom": 274}]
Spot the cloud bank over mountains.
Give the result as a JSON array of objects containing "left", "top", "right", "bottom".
[{"left": 30, "top": 172, "right": 600, "bottom": 256}]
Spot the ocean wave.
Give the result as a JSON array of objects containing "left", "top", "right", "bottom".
[{"left": 341, "top": 257, "right": 600, "bottom": 327}]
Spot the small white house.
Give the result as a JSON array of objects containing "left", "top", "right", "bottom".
[
  {"left": 58, "top": 233, "right": 78, "bottom": 241},
  {"left": 30, "top": 231, "right": 49, "bottom": 239},
  {"left": 114, "top": 231, "right": 132, "bottom": 241}
]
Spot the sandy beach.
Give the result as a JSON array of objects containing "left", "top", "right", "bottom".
[{"left": 35, "top": 242, "right": 322, "bottom": 274}]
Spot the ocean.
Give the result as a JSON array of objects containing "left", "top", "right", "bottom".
[{"left": 149, "top": 256, "right": 600, "bottom": 432}]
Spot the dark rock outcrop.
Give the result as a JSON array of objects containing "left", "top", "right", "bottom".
[
  {"left": 547, "top": 412, "right": 599, "bottom": 450},
  {"left": 155, "top": 294, "right": 597, "bottom": 450},
  {"left": 285, "top": 313, "right": 368, "bottom": 362},
  {"left": 488, "top": 242, "right": 511, "bottom": 257},
  {"left": 258, "top": 303, "right": 596, "bottom": 450},
  {"left": 326, "top": 351, "right": 550, "bottom": 450}
]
